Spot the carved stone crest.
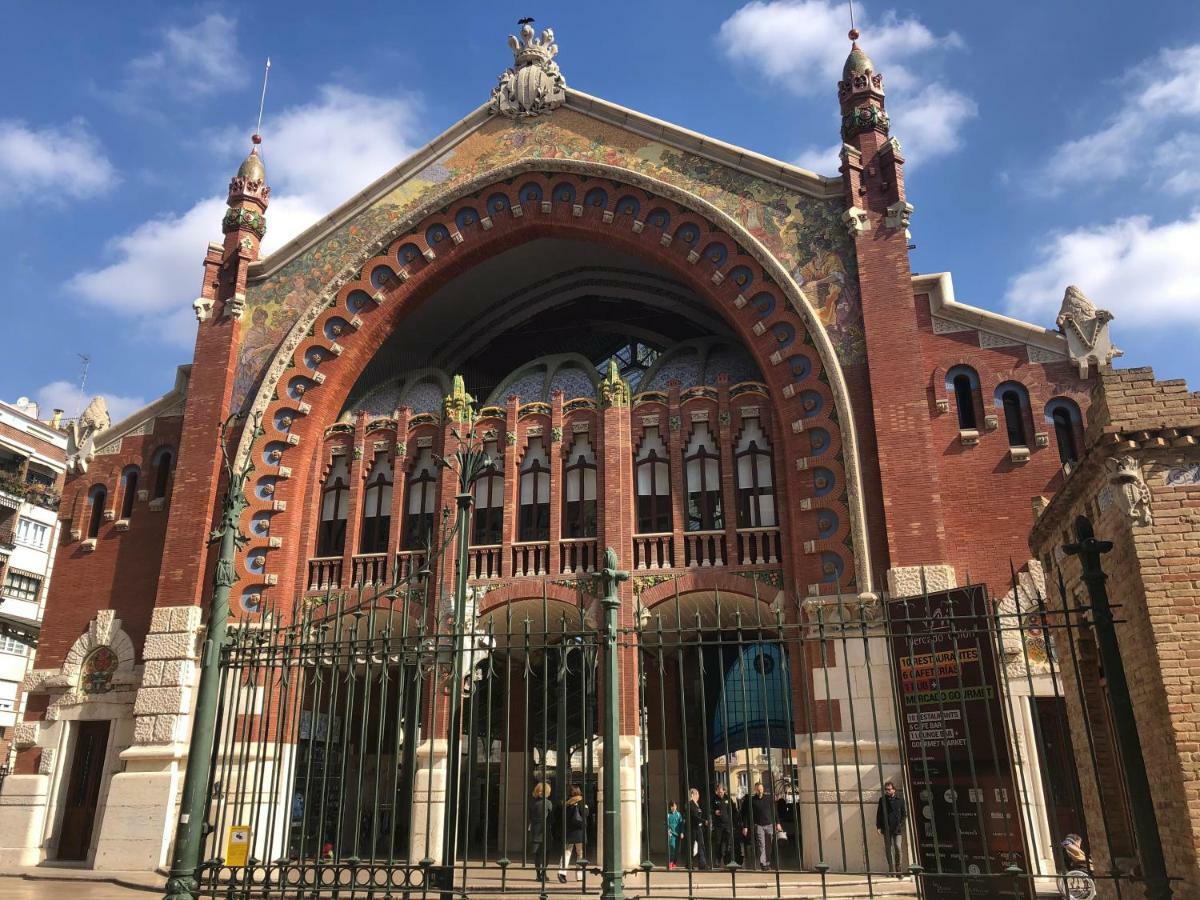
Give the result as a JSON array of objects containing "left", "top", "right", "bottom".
[
  {"left": 1056, "top": 285, "right": 1123, "bottom": 376},
  {"left": 490, "top": 23, "right": 566, "bottom": 118},
  {"left": 1109, "top": 455, "right": 1152, "bottom": 527}
]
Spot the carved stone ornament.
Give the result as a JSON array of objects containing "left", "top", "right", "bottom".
[
  {"left": 1109, "top": 455, "right": 1153, "bottom": 527},
  {"left": 841, "top": 206, "right": 870, "bottom": 236},
  {"left": 598, "top": 359, "right": 630, "bottom": 408},
  {"left": 225, "top": 292, "right": 247, "bottom": 321},
  {"left": 884, "top": 200, "right": 913, "bottom": 235},
  {"left": 1055, "top": 285, "right": 1123, "bottom": 376},
  {"left": 490, "top": 23, "right": 567, "bottom": 118},
  {"left": 193, "top": 296, "right": 213, "bottom": 323}
]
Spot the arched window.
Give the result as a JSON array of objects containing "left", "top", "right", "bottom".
[
  {"left": 635, "top": 427, "right": 671, "bottom": 533},
  {"left": 518, "top": 437, "right": 551, "bottom": 542},
  {"left": 317, "top": 456, "right": 350, "bottom": 556},
  {"left": 684, "top": 422, "right": 723, "bottom": 531},
  {"left": 735, "top": 418, "right": 775, "bottom": 527},
  {"left": 995, "top": 382, "right": 1031, "bottom": 448},
  {"left": 1046, "top": 398, "right": 1083, "bottom": 466},
  {"left": 359, "top": 453, "right": 393, "bottom": 554},
  {"left": 562, "top": 433, "right": 597, "bottom": 538},
  {"left": 151, "top": 447, "right": 173, "bottom": 500},
  {"left": 87, "top": 484, "right": 107, "bottom": 539},
  {"left": 403, "top": 447, "right": 438, "bottom": 549},
  {"left": 472, "top": 440, "right": 504, "bottom": 545},
  {"left": 946, "top": 366, "right": 981, "bottom": 431},
  {"left": 119, "top": 467, "right": 139, "bottom": 520}
]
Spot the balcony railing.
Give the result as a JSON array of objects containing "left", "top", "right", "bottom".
[
  {"left": 307, "top": 556, "right": 343, "bottom": 592},
  {"left": 351, "top": 553, "right": 388, "bottom": 587},
  {"left": 511, "top": 541, "right": 550, "bottom": 577},
  {"left": 633, "top": 533, "right": 673, "bottom": 571},
  {"left": 559, "top": 537, "right": 598, "bottom": 575},
  {"left": 684, "top": 530, "right": 726, "bottom": 567},
  {"left": 395, "top": 549, "right": 428, "bottom": 583},
  {"left": 468, "top": 545, "right": 503, "bottom": 580},
  {"left": 736, "top": 526, "right": 781, "bottom": 565}
]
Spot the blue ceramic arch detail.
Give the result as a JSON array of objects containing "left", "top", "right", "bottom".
[
  {"left": 750, "top": 292, "right": 776, "bottom": 316},
  {"left": 370, "top": 265, "right": 398, "bottom": 289},
  {"left": 702, "top": 242, "right": 728, "bottom": 266},
  {"left": 584, "top": 187, "right": 608, "bottom": 209},
  {"left": 788, "top": 355, "right": 812, "bottom": 381},
  {"left": 239, "top": 587, "right": 263, "bottom": 614},
  {"left": 819, "top": 551, "right": 845, "bottom": 584},
  {"left": 518, "top": 182, "right": 543, "bottom": 204},
  {"left": 486, "top": 192, "right": 512, "bottom": 214},
  {"left": 425, "top": 223, "right": 451, "bottom": 247},
  {"left": 347, "top": 289, "right": 372, "bottom": 313},
  {"left": 646, "top": 207, "right": 671, "bottom": 229},
  {"left": 455, "top": 207, "right": 481, "bottom": 230},
  {"left": 771, "top": 322, "right": 796, "bottom": 348},
  {"left": 262, "top": 442, "right": 290, "bottom": 465},
  {"left": 396, "top": 243, "right": 422, "bottom": 266},
  {"left": 615, "top": 195, "right": 640, "bottom": 216},
  {"left": 273, "top": 409, "right": 299, "bottom": 432},
  {"left": 812, "top": 467, "right": 836, "bottom": 498},
  {"left": 728, "top": 266, "right": 754, "bottom": 290},
  {"left": 798, "top": 390, "right": 824, "bottom": 418},
  {"left": 808, "top": 427, "right": 831, "bottom": 456},
  {"left": 816, "top": 509, "right": 839, "bottom": 539},
  {"left": 675, "top": 223, "right": 700, "bottom": 245},
  {"left": 246, "top": 547, "right": 268, "bottom": 572},
  {"left": 304, "top": 348, "right": 327, "bottom": 370},
  {"left": 324, "top": 318, "right": 351, "bottom": 341},
  {"left": 552, "top": 182, "right": 577, "bottom": 203},
  {"left": 253, "top": 478, "right": 277, "bottom": 503}
]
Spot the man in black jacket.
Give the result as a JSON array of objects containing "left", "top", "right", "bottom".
[
  {"left": 875, "top": 780, "right": 907, "bottom": 876},
  {"left": 687, "top": 788, "right": 710, "bottom": 870},
  {"left": 711, "top": 784, "right": 735, "bottom": 867},
  {"left": 744, "top": 782, "right": 779, "bottom": 870}
]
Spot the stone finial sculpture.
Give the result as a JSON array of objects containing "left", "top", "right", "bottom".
[
  {"left": 490, "top": 22, "right": 566, "bottom": 118},
  {"left": 1056, "top": 285, "right": 1123, "bottom": 376},
  {"left": 1109, "top": 456, "right": 1153, "bottom": 527}
]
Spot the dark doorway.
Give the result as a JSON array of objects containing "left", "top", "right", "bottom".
[
  {"left": 1032, "top": 696, "right": 1088, "bottom": 865},
  {"left": 58, "top": 720, "right": 110, "bottom": 861}
]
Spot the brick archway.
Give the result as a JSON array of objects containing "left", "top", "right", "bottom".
[{"left": 234, "top": 159, "right": 872, "bottom": 608}]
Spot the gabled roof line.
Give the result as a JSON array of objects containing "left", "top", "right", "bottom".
[
  {"left": 91, "top": 366, "right": 191, "bottom": 454},
  {"left": 248, "top": 90, "right": 841, "bottom": 282}
]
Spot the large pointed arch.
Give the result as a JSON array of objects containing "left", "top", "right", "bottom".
[{"left": 233, "top": 159, "right": 873, "bottom": 599}]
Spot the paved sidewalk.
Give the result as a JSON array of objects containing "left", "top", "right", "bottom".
[{"left": 0, "top": 865, "right": 163, "bottom": 896}]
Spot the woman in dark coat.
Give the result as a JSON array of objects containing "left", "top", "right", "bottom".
[
  {"left": 558, "top": 784, "right": 589, "bottom": 882},
  {"left": 529, "top": 782, "right": 554, "bottom": 882}
]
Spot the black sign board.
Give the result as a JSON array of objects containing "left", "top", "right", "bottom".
[{"left": 887, "top": 585, "right": 1033, "bottom": 899}]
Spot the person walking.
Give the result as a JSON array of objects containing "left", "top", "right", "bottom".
[
  {"left": 667, "top": 802, "right": 683, "bottom": 870},
  {"left": 875, "top": 780, "right": 907, "bottom": 877},
  {"left": 688, "top": 788, "right": 710, "bottom": 870},
  {"left": 747, "top": 782, "right": 779, "bottom": 870},
  {"left": 529, "top": 782, "right": 554, "bottom": 883},
  {"left": 559, "top": 785, "right": 589, "bottom": 882},
  {"left": 711, "top": 784, "right": 735, "bottom": 867}
]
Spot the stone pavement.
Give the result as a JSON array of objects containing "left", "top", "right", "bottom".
[{"left": 0, "top": 866, "right": 162, "bottom": 897}]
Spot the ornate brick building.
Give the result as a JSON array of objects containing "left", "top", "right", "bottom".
[{"left": 0, "top": 25, "right": 1123, "bottom": 879}]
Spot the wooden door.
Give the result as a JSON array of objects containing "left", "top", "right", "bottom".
[{"left": 57, "top": 720, "right": 110, "bottom": 860}]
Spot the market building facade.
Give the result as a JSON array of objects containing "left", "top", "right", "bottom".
[{"left": 0, "top": 23, "right": 1145, "bottom": 896}]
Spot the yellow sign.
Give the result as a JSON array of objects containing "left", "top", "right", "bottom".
[{"left": 226, "top": 825, "right": 251, "bottom": 867}]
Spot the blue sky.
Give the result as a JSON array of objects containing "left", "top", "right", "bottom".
[{"left": 3, "top": 1, "right": 1199, "bottom": 420}]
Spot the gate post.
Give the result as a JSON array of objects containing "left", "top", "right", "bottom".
[
  {"left": 1064, "top": 515, "right": 1172, "bottom": 900},
  {"left": 163, "top": 416, "right": 254, "bottom": 900},
  {"left": 594, "top": 549, "right": 629, "bottom": 900}
]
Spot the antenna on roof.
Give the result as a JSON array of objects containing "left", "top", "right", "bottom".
[
  {"left": 253, "top": 57, "right": 271, "bottom": 143},
  {"left": 847, "top": 0, "right": 859, "bottom": 39},
  {"left": 76, "top": 353, "right": 91, "bottom": 420}
]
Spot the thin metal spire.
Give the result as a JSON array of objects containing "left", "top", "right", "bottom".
[
  {"left": 254, "top": 57, "right": 271, "bottom": 140},
  {"left": 75, "top": 353, "right": 91, "bottom": 420},
  {"left": 848, "top": 0, "right": 857, "bottom": 34}
]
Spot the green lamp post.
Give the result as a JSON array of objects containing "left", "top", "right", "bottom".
[{"left": 594, "top": 548, "right": 629, "bottom": 900}]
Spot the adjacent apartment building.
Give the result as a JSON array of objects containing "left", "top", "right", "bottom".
[{"left": 0, "top": 398, "right": 67, "bottom": 763}]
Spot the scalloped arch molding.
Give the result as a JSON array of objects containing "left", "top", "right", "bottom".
[{"left": 234, "top": 159, "right": 873, "bottom": 595}]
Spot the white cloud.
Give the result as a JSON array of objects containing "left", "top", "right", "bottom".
[
  {"left": 719, "top": 1, "right": 974, "bottom": 170},
  {"left": 793, "top": 142, "right": 842, "bottom": 173},
  {"left": 1005, "top": 211, "right": 1200, "bottom": 331},
  {"left": 125, "top": 13, "right": 245, "bottom": 99},
  {"left": 1042, "top": 44, "right": 1200, "bottom": 193},
  {"left": 67, "top": 86, "right": 422, "bottom": 345},
  {"left": 0, "top": 119, "right": 116, "bottom": 203},
  {"left": 35, "top": 380, "right": 147, "bottom": 424}
]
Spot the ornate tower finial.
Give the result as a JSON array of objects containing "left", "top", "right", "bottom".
[
  {"left": 1056, "top": 285, "right": 1123, "bottom": 375},
  {"left": 838, "top": 29, "right": 887, "bottom": 143},
  {"left": 444, "top": 374, "right": 476, "bottom": 424},
  {"left": 490, "top": 21, "right": 566, "bottom": 118},
  {"left": 598, "top": 359, "right": 630, "bottom": 409}
]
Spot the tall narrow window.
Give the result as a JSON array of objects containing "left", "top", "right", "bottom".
[
  {"left": 87, "top": 485, "right": 106, "bottom": 539},
  {"left": 317, "top": 456, "right": 350, "bottom": 556},
  {"left": 472, "top": 440, "right": 504, "bottom": 545},
  {"left": 735, "top": 418, "right": 776, "bottom": 527},
  {"left": 120, "top": 467, "right": 139, "bottom": 519},
  {"left": 518, "top": 437, "right": 550, "bottom": 541},
  {"left": 151, "top": 448, "right": 174, "bottom": 501},
  {"left": 1047, "top": 399, "right": 1083, "bottom": 466},
  {"left": 996, "top": 382, "right": 1031, "bottom": 448},
  {"left": 360, "top": 453, "right": 393, "bottom": 553},
  {"left": 635, "top": 427, "right": 671, "bottom": 533},
  {"left": 562, "top": 433, "right": 597, "bottom": 538},
  {"left": 403, "top": 447, "right": 438, "bottom": 549},
  {"left": 684, "top": 422, "right": 723, "bottom": 531},
  {"left": 947, "top": 366, "right": 981, "bottom": 431}
]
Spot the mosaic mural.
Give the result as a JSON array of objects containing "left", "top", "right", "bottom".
[{"left": 232, "top": 108, "right": 864, "bottom": 410}]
